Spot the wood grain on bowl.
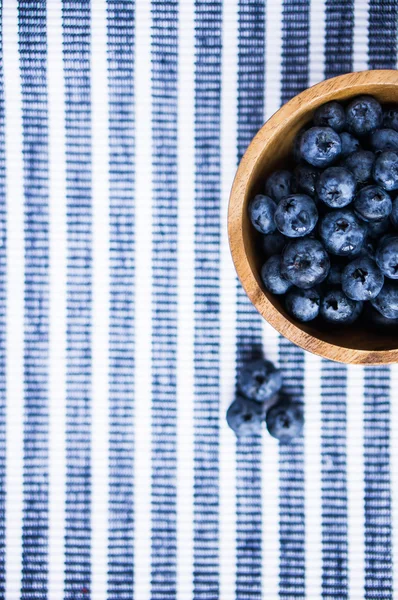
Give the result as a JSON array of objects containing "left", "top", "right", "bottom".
[{"left": 228, "top": 70, "right": 398, "bottom": 365}]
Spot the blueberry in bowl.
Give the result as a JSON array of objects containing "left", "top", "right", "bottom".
[{"left": 229, "top": 70, "right": 398, "bottom": 364}]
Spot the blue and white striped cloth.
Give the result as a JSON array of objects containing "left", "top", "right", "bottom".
[{"left": 1, "top": 0, "right": 398, "bottom": 598}]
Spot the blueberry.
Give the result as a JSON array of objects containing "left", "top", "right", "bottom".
[
  {"left": 265, "top": 170, "right": 292, "bottom": 202},
  {"left": 341, "top": 256, "right": 384, "bottom": 301},
  {"left": 364, "top": 302, "right": 398, "bottom": 328},
  {"left": 299, "top": 126, "right": 341, "bottom": 168},
  {"left": 262, "top": 231, "right": 286, "bottom": 257},
  {"left": 238, "top": 359, "right": 282, "bottom": 403},
  {"left": 248, "top": 194, "right": 277, "bottom": 234},
  {"left": 360, "top": 237, "right": 377, "bottom": 260},
  {"left": 316, "top": 166, "right": 356, "bottom": 208},
  {"left": 325, "top": 262, "right": 343, "bottom": 286},
  {"left": 319, "top": 209, "right": 367, "bottom": 256},
  {"left": 344, "top": 150, "right": 375, "bottom": 184},
  {"left": 226, "top": 394, "right": 266, "bottom": 437},
  {"left": 281, "top": 238, "right": 330, "bottom": 289},
  {"left": 320, "top": 289, "right": 363, "bottom": 324},
  {"left": 367, "top": 216, "right": 391, "bottom": 238},
  {"left": 371, "top": 280, "right": 398, "bottom": 319},
  {"left": 346, "top": 95, "right": 382, "bottom": 135},
  {"left": 373, "top": 150, "right": 398, "bottom": 191},
  {"left": 353, "top": 185, "right": 392, "bottom": 222},
  {"left": 285, "top": 287, "right": 320, "bottom": 322},
  {"left": 266, "top": 399, "right": 304, "bottom": 443},
  {"left": 375, "top": 236, "right": 398, "bottom": 279},
  {"left": 314, "top": 101, "right": 346, "bottom": 132},
  {"left": 261, "top": 255, "right": 292, "bottom": 295},
  {"left": 291, "top": 165, "right": 319, "bottom": 197},
  {"left": 391, "top": 197, "right": 398, "bottom": 229},
  {"left": 274, "top": 194, "right": 318, "bottom": 238},
  {"left": 370, "top": 128, "right": 398, "bottom": 152},
  {"left": 340, "top": 131, "right": 361, "bottom": 158},
  {"left": 293, "top": 128, "right": 306, "bottom": 163},
  {"left": 383, "top": 107, "right": 398, "bottom": 131}
]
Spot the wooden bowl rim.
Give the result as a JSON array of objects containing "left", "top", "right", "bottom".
[{"left": 228, "top": 70, "right": 398, "bottom": 365}]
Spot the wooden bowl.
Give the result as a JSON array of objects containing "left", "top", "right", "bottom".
[{"left": 228, "top": 70, "right": 398, "bottom": 365}]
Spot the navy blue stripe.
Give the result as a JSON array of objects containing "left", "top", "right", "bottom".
[
  {"left": 278, "top": 2, "right": 309, "bottom": 596},
  {"left": 236, "top": 1, "right": 265, "bottom": 597},
  {"left": 320, "top": 363, "right": 348, "bottom": 598},
  {"left": 324, "top": 0, "right": 354, "bottom": 78},
  {"left": 150, "top": 2, "right": 178, "bottom": 597},
  {"left": 193, "top": 1, "right": 222, "bottom": 597},
  {"left": 18, "top": 2, "right": 50, "bottom": 597},
  {"left": 363, "top": 367, "right": 393, "bottom": 599},
  {"left": 278, "top": 342, "right": 305, "bottom": 599},
  {"left": 61, "top": 1, "right": 92, "bottom": 596},
  {"left": 321, "top": 13, "right": 352, "bottom": 596},
  {"left": 368, "top": 0, "right": 398, "bottom": 69},
  {"left": 106, "top": 2, "right": 135, "bottom": 598},
  {"left": 0, "top": 0, "right": 6, "bottom": 593},
  {"left": 280, "top": 0, "right": 309, "bottom": 105}
]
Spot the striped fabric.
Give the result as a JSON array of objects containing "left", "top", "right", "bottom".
[{"left": 1, "top": 0, "right": 398, "bottom": 598}]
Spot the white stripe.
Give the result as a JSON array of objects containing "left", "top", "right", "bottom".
[
  {"left": 3, "top": 1, "right": 25, "bottom": 594},
  {"left": 46, "top": 0, "right": 67, "bottom": 595},
  {"left": 309, "top": 0, "right": 326, "bottom": 86},
  {"left": 353, "top": 0, "right": 370, "bottom": 71},
  {"left": 304, "top": 353, "right": 323, "bottom": 600},
  {"left": 219, "top": 0, "right": 239, "bottom": 597},
  {"left": 264, "top": 0, "right": 283, "bottom": 120},
  {"left": 261, "top": 431, "right": 279, "bottom": 600},
  {"left": 346, "top": 364, "right": 365, "bottom": 599},
  {"left": 90, "top": 1, "right": 111, "bottom": 597},
  {"left": 176, "top": 0, "right": 195, "bottom": 597},
  {"left": 133, "top": 1, "right": 153, "bottom": 597},
  {"left": 390, "top": 363, "right": 398, "bottom": 595}
]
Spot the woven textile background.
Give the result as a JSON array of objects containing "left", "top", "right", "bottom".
[{"left": 1, "top": 0, "right": 398, "bottom": 598}]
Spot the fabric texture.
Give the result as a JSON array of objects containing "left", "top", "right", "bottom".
[{"left": 1, "top": 0, "right": 398, "bottom": 598}]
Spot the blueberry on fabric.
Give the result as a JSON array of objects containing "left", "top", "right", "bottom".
[
  {"left": 226, "top": 394, "right": 266, "bottom": 437},
  {"left": 320, "top": 289, "right": 363, "bottom": 324},
  {"left": 265, "top": 169, "right": 292, "bottom": 202},
  {"left": 281, "top": 238, "right": 330, "bottom": 289},
  {"left": 383, "top": 107, "right": 398, "bottom": 131},
  {"left": 313, "top": 101, "right": 346, "bottom": 132},
  {"left": 274, "top": 194, "right": 318, "bottom": 238},
  {"left": 285, "top": 287, "right": 320, "bottom": 322},
  {"left": 291, "top": 164, "right": 319, "bottom": 197},
  {"left": 261, "top": 255, "right": 292, "bottom": 295},
  {"left": 262, "top": 230, "right": 286, "bottom": 257},
  {"left": 319, "top": 209, "right": 367, "bottom": 256},
  {"left": 299, "top": 126, "right": 342, "bottom": 167},
  {"left": 266, "top": 399, "right": 304, "bottom": 443},
  {"left": 340, "top": 131, "right": 361, "bottom": 158},
  {"left": 353, "top": 185, "right": 392, "bottom": 223},
  {"left": 238, "top": 359, "right": 282, "bottom": 403},
  {"left": 248, "top": 194, "right": 277, "bottom": 234},
  {"left": 344, "top": 150, "right": 375, "bottom": 184},
  {"left": 375, "top": 236, "right": 398, "bottom": 279},
  {"left": 315, "top": 166, "right": 356, "bottom": 208},
  {"left": 371, "top": 280, "right": 398, "bottom": 319},
  {"left": 370, "top": 128, "right": 398, "bottom": 152},
  {"left": 373, "top": 150, "right": 398, "bottom": 191},
  {"left": 341, "top": 256, "right": 384, "bottom": 301},
  {"left": 346, "top": 95, "right": 382, "bottom": 136}
]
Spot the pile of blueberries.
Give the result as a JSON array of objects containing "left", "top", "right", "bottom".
[
  {"left": 227, "top": 358, "right": 303, "bottom": 442},
  {"left": 250, "top": 95, "right": 398, "bottom": 325}
]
